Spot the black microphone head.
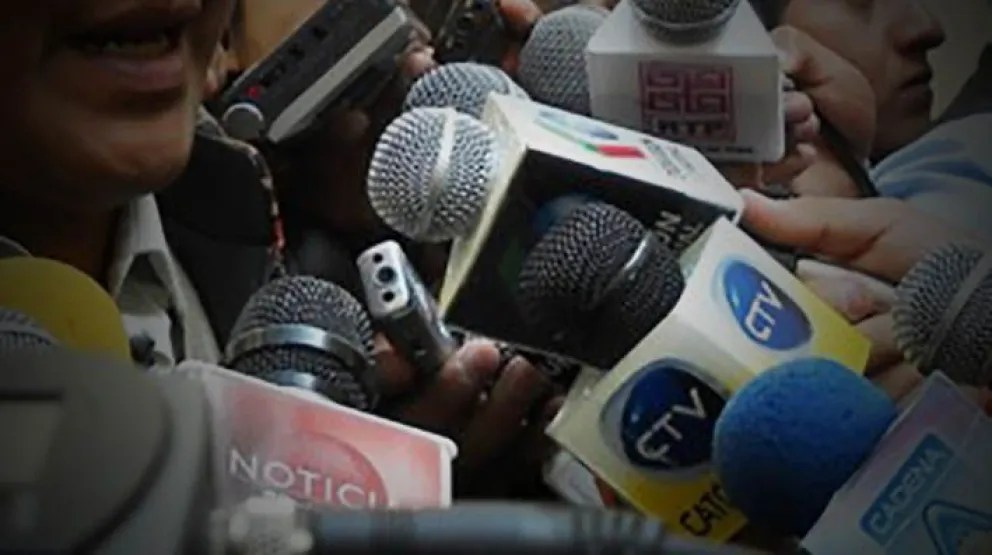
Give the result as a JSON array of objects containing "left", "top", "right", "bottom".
[
  {"left": 895, "top": 243, "right": 992, "bottom": 385},
  {"left": 226, "top": 276, "right": 379, "bottom": 410},
  {"left": 0, "top": 307, "right": 58, "bottom": 353},
  {"left": 518, "top": 4, "right": 608, "bottom": 116},
  {"left": 631, "top": 0, "right": 742, "bottom": 42},
  {"left": 517, "top": 202, "right": 684, "bottom": 366},
  {"left": 403, "top": 62, "right": 530, "bottom": 119}
]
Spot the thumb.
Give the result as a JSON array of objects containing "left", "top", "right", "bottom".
[{"left": 500, "top": 0, "right": 543, "bottom": 34}]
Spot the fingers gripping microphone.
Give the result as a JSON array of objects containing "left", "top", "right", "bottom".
[
  {"left": 518, "top": 4, "right": 608, "bottom": 116},
  {"left": 894, "top": 243, "right": 992, "bottom": 386},
  {"left": 367, "top": 106, "right": 499, "bottom": 242},
  {"left": 517, "top": 202, "right": 684, "bottom": 367},
  {"left": 225, "top": 275, "right": 380, "bottom": 411},
  {"left": 403, "top": 62, "right": 530, "bottom": 119},
  {"left": 630, "top": 0, "right": 741, "bottom": 43}
]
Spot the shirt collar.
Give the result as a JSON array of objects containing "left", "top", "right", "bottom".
[{"left": 106, "top": 195, "right": 188, "bottom": 314}]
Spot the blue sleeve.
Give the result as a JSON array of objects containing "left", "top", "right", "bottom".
[{"left": 872, "top": 114, "right": 992, "bottom": 240}]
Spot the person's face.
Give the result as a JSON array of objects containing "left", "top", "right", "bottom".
[
  {"left": 0, "top": 0, "right": 235, "bottom": 213},
  {"left": 783, "top": 0, "right": 945, "bottom": 159}
]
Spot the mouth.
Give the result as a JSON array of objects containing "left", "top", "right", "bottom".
[
  {"left": 65, "top": 4, "right": 199, "bottom": 61},
  {"left": 902, "top": 69, "right": 934, "bottom": 91}
]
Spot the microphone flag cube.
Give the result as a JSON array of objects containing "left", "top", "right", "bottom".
[
  {"left": 586, "top": 0, "right": 784, "bottom": 163},
  {"left": 802, "top": 372, "right": 992, "bottom": 555},
  {"left": 439, "top": 93, "right": 742, "bottom": 360},
  {"left": 546, "top": 218, "right": 870, "bottom": 542},
  {"left": 182, "top": 361, "right": 457, "bottom": 511}
]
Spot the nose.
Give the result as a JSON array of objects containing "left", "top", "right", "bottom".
[{"left": 892, "top": 1, "right": 946, "bottom": 53}]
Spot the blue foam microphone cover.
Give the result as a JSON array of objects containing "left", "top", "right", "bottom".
[{"left": 712, "top": 357, "right": 897, "bottom": 536}]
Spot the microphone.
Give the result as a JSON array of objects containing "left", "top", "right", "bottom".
[
  {"left": 543, "top": 209, "right": 869, "bottom": 542},
  {"left": 894, "top": 242, "right": 992, "bottom": 386},
  {"left": 716, "top": 359, "right": 992, "bottom": 555},
  {"left": 225, "top": 275, "right": 381, "bottom": 412},
  {"left": 0, "top": 256, "right": 131, "bottom": 359},
  {"left": 0, "top": 306, "right": 59, "bottom": 352},
  {"left": 368, "top": 98, "right": 742, "bottom": 355},
  {"left": 0, "top": 341, "right": 756, "bottom": 553},
  {"left": 368, "top": 106, "right": 499, "bottom": 243},
  {"left": 586, "top": 0, "right": 784, "bottom": 163},
  {"left": 713, "top": 357, "right": 896, "bottom": 536},
  {"left": 516, "top": 202, "right": 684, "bottom": 367},
  {"left": 403, "top": 62, "right": 530, "bottom": 119},
  {"left": 517, "top": 4, "right": 609, "bottom": 116},
  {"left": 226, "top": 496, "right": 771, "bottom": 554}
]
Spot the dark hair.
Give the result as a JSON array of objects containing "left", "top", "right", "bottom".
[
  {"left": 222, "top": 0, "right": 243, "bottom": 48},
  {"left": 748, "top": 0, "right": 791, "bottom": 29}
]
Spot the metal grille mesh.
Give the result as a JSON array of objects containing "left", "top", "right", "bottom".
[
  {"left": 518, "top": 5, "right": 607, "bottom": 116},
  {"left": 516, "top": 202, "right": 685, "bottom": 366},
  {"left": 227, "top": 276, "right": 378, "bottom": 410},
  {"left": 403, "top": 62, "right": 530, "bottom": 119},
  {"left": 367, "top": 107, "right": 498, "bottom": 242},
  {"left": 895, "top": 243, "right": 992, "bottom": 385}
]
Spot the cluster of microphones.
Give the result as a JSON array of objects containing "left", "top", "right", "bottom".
[{"left": 2, "top": 0, "right": 990, "bottom": 553}]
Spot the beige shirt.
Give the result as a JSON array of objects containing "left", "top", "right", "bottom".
[{"left": 107, "top": 195, "right": 220, "bottom": 370}]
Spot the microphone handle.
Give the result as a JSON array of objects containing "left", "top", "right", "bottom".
[{"left": 307, "top": 504, "right": 769, "bottom": 554}]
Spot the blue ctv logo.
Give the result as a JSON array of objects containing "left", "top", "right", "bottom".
[
  {"left": 861, "top": 434, "right": 955, "bottom": 546},
  {"left": 720, "top": 259, "right": 811, "bottom": 350},
  {"left": 602, "top": 360, "right": 726, "bottom": 473}
]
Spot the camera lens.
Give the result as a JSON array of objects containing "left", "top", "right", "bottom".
[{"left": 376, "top": 266, "right": 397, "bottom": 285}]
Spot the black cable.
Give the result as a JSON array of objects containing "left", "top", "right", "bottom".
[{"left": 816, "top": 115, "right": 880, "bottom": 198}]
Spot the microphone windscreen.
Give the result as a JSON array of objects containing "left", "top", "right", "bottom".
[
  {"left": 518, "top": 5, "right": 607, "bottom": 116},
  {"left": 0, "top": 307, "right": 58, "bottom": 353},
  {"left": 367, "top": 107, "right": 498, "bottom": 242},
  {"left": 226, "top": 275, "right": 379, "bottom": 411},
  {"left": 713, "top": 357, "right": 897, "bottom": 536},
  {"left": 894, "top": 243, "right": 992, "bottom": 385},
  {"left": 0, "top": 257, "right": 130, "bottom": 359},
  {"left": 403, "top": 62, "right": 529, "bottom": 119}
]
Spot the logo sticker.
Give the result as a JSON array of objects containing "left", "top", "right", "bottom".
[
  {"left": 719, "top": 259, "right": 812, "bottom": 350},
  {"left": 601, "top": 359, "right": 726, "bottom": 474},
  {"left": 924, "top": 501, "right": 992, "bottom": 555},
  {"left": 536, "top": 109, "right": 645, "bottom": 158},
  {"left": 861, "top": 434, "right": 954, "bottom": 546}
]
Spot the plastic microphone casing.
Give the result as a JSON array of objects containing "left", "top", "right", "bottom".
[
  {"left": 586, "top": 0, "right": 784, "bottom": 163},
  {"left": 437, "top": 94, "right": 742, "bottom": 362}
]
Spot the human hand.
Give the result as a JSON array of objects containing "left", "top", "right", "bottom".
[
  {"left": 717, "top": 89, "right": 820, "bottom": 190},
  {"left": 771, "top": 26, "right": 876, "bottom": 162},
  {"left": 741, "top": 191, "right": 984, "bottom": 283},
  {"left": 373, "top": 335, "right": 553, "bottom": 492}
]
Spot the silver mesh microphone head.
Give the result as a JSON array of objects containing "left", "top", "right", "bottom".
[
  {"left": 367, "top": 107, "right": 498, "bottom": 242},
  {"left": 631, "top": 0, "right": 742, "bottom": 43},
  {"left": 0, "top": 307, "right": 58, "bottom": 353},
  {"left": 516, "top": 202, "right": 684, "bottom": 367},
  {"left": 226, "top": 276, "right": 379, "bottom": 410},
  {"left": 403, "top": 62, "right": 530, "bottom": 119},
  {"left": 894, "top": 243, "right": 992, "bottom": 386},
  {"left": 518, "top": 5, "right": 607, "bottom": 116}
]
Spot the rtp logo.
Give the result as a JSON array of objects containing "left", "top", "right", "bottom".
[
  {"left": 924, "top": 501, "right": 992, "bottom": 555},
  {"left": 718, "top": 259, "right": 812, "bottom": 351},
  {"left": 600, "top": 359, "right": 727, "bottom": 474}
]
